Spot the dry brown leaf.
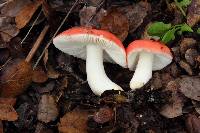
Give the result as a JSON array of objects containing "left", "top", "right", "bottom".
[
  {"left": 160, "top": 81, "right": 185, "bottom": 118},
  {"left": 187, "top": 0, "right": 200, "bottom": 26},
  {"left": 100, "top": 8, "right": 129, "bottom": 41},
  {"left": 37, "top": 94, "right": 58, "bottom": 123},
  {"left": 32, "top": 66, "right": 48, "bottom": 83},
  {"left": 0, "top": 59, "right": 33, "bottom": 97},
  {"left": 58, "top": 108, "right": 89, "bottom": 133},
  {"left": 79, "top": 6, "right": 107, "bottom": 28},
  {"left": 0, "top": 24, "right": 19, "bottom": 42},
  {"left": 93, "top": 106, "right": 114, "bottom": 124},
  {"left": 47, "top": 65, "right": 60, "bottom": 79},
  {"left": 0, "top": 121, "right": 3, "bottom": 133},
  {"left": 118, "top": 1, "right": 151, "bottom": 33},
  {"left": 15, "top": 0, "right": 42, "bottom": 29},
  {"left": 0, "top": 97, "right": 16, "bottom": 106},
  {"left": 179, "top": 76, "right": 200, "bottom": 101},
  {"left": 1, "top": 0, "right": 32, "bottom": 17},
  {"left": 0, "top": 104, "right": 18, "bottom": 121},
  {"left": 186, "top": 114, "right": 200, "bottom": 133}
]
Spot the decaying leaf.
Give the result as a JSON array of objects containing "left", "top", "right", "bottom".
[
  {"left": 118, "top": 1, "right": 151, "bottom": 33},
  {"left": 179, "top": 76, "right": 200, "bottom": 101},
  {"left": 0, "top": 97, "right": 16, "bottom": 106},
  {"left": 32, "top": 66, "right": 48, "bottom": 83},
  {"left": 160, "top": 81, "right": 185, "bottom": 118},
  {"left": 93, "top": 106, "right": 114, "bottom": 124},
  {"left": 187, "top": 0, "right": 200, "bottom": 26},
  {"left": 37, "top": 94, "right": 58, "bottom": 123},
  {"left": 0, "top": 24, "right": 19, "bottom": 42},
  {"left": 1, "top": 0, "right": 32, "bottom": 17},
  {"left": 79, "top": 6, "right": 106, "bottom": 28},
  {"left": 0, "top": 104, "right": 18, "bottom": 121},
  {"left": 100, "top": 8, "right": 129, "bottom": 41},
  {"left": 58, "top": 108, "right": 89, "bottom": 133},
  {"left": 186, "top": 114, "right": 200, "bottom": 133},
  {"left": 0, "top": 121, "right": 3, "bottom": 133},
  {"left": 15, "top": 0, "right": 43, "bottom": 29},
  {"left": 0, "top": 59, "right": 33, "bottom": 97},
  {"left": 47, "top": 65, "right": 60, "bottom": 79}
]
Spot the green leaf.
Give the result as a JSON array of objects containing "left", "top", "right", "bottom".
[
  {"left": 178, "top": 0, "right": 192, "bottom": 7},
  {"left": 161, "top": 28, "right": 176, "bottom": 44},
  {"left": 177, "top": 23, "right": 193, "bottom": 34},
  {"left": 197, "top": 28, "right": 200, "bottom": 34},
  {"left": 174, "top": 0, "right": 192, "bottom": 16},
  {"left": 147, "top": 22, "right": 172, "bottom": 37}
]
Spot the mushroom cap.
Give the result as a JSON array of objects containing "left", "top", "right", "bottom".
[
  {"left": 126, "top": 40, "right": 173, "bottom": 71},
  {"left": 53, "top": 27, "right": 126, "bottom": 67}
]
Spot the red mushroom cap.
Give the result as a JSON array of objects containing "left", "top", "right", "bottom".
[
  {"left": 53, "top": 27, "right": 126, "bottom": 67},
  {"left": 126, "top": 40, "right": 173, "bottom": 71}
]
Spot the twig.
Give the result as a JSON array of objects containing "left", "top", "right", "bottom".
[
  {"left": 21, "top": 9, "right": 43, "bottom": 44},
  {"left": 25, "top": 25, "right": 49, "bottom": 63},
  {"left": 86, "top": 0, "right": 105, "bottom": 26},
  {"left": 33, "top": 0, "right": 79, "bottom": 69}
]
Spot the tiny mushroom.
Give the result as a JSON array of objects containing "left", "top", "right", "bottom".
[
  {"left": 126, "top": 40, "right": 173, "bottom": 90},
  {"left": 53, "top": 27, "right": 126, "bottom": 95}
]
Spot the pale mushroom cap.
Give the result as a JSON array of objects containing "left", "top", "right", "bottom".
[
  {"left": 126, "top": 40, "right": 173, "bottom": 71},
  {"left": 53, "top": 27, "right": 127, "bottom": 68}
]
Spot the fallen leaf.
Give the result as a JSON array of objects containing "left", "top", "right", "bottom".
[
  {"left": 58, "top": 108, "right": 89, "bottom": 133},
  {"left": 179, "top": 76, "right": 200, "bottom": 101},
  {"left": 47, "top": 65, "right": 60, "bottom": 79},
  {"left": 0, "top": 59, "right": 33, "bottom": 97},
  {"left": 179, "top": 60, "right": 193, "bottom": 75},
  {"left": 187, "top": 0, "right": 200, "bottom": 26},
  {"left": 14, "top": 103, "right": 37, "bottom": 129},
  {"left": 186, "top": 114, "right": 200, "bottom": 133},
  {"left": 1, "top": 0, "right": 32, "bottom": 17},
  {"left": 79, "top": 6, "right": 107, "bottom": 28},
  {"left": 37, "top": 94, "right": 58, "bottom": 123},
  {"left": 0, "top": 104, "right": 18, "bottom": 121},
  {"left": 118, "top": 1, "right": 151, "bottom": 33},
  {"left": 160, "top": 80, "right": 185, "bottom": 118},
  {"left": 185, "top": 48, "right": 198, "bottom": 66},
  {"left": 35, "top": 81, "right": 55, "bottom": 94},
  {"left": 180, "top": 38, "right": 197, "bottom": 56},
  {"left": 93, "top": 106, "right": 114, "bottom": 124},
  {"left": 0, "top": 48, "right": 10, "bottom": 65},
  {"left": 15, "top": 0, "right": 42, "bottom": 29},
  {"left": 35, "top": 122, "right": 54, "bottom": 133},
  {"left": 0, "top": 121, "right": 3, "bottom": 133},
  {"left": 0, "top": 24, "right": 19, "bottom": 42},
  {"left": 100, "top": 8, "right": 129, "bottom": 41},
  {"left": 32, "top": 66, "right": 48, "bottom": 83},
  {"left": 0, "top": 97, "right": 16, "bottom": 106}
]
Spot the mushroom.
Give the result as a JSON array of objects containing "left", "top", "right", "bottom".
[
  {"left": 53, "top": 27, "right": 126, "bottom": 95},
  {"left": 126, "top": 40, "right": 173, "bottom": 90}
]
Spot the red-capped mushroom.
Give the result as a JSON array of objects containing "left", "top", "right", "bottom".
[
  {"left": 126, "top": 40, "right": 173, "bottom": 90},
  {"left": 53, "top": 27, "right": 126, "bottom": 95}
]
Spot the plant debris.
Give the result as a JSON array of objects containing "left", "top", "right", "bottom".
[
  {"left": 58, "top": 107, "right": 89, "bottom": 133},
  {"left": 37, "top": 94, "right": 58, "bottom": 123}
]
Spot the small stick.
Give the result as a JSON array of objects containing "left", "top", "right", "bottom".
[
  {"left": 25, "top": 25, "right": 49, "bottom": 63},
  {"left": 21, "top": 9, "right": 43, "bottom": 44},
  {"left": 33, "top": 0, "right": 79, "bottom": 69}
]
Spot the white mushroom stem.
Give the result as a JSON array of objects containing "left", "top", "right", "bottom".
[
  {"left": 86, "top": 44, "right": 122, "bottom": 95},
  {"left": 130, "top": 51, "right": 154, "bottom": 90}
]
